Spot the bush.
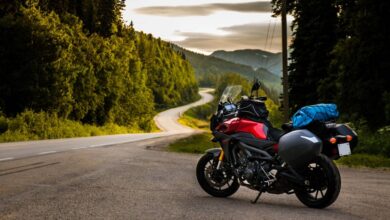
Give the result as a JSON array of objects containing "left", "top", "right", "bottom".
[
  {"left": 352, "top": 126, "right": 390, "bottom": 158},
  {"left": 0, "top": 110, "right": 142, "bottom": 143},
  {"left": 185, "top": 103, "right": 215, "bottom": 121},
  {"left": 0, "top": 114, "right": 8, "bottom": 134}
]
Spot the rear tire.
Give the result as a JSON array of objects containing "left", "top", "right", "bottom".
[
  {"left": 295, "top": 154, "right": 341, "bottom": 209},
  {"left": 196, "top": 153, "right": 239, "bottom": 197}
]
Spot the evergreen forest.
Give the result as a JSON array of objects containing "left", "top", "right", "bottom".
[
  {"left": 272, "top": 0, "right": 389, "bottom": 131},
  {"left": 0, "top": 0, "right": 199, "bottom": 140}
]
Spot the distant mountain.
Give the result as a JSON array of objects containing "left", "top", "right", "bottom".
[
  {"left": 173, "top": 45, "right": 281, "bottom": 93},
  {"left": 211, "top": 49, "right": 282, "bottom": 76},
  {"left": 173, "top": 45, "right": 253, "bottom": 78}
]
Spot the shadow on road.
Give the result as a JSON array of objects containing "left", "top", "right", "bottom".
[{"left": 193, "top": 195, "right": 360, "bottom": 219}]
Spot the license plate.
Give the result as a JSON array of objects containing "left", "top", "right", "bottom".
[{"left": 338, "top": 142, "right": 351, "bottom": 156}]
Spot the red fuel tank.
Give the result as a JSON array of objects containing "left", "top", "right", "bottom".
[{"left": 219, "top": 118, "right": 268, "bottom": 140}]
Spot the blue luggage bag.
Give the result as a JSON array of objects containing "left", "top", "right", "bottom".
[{"left": 291, "top": 104, "right": 339, "bottom": 128}]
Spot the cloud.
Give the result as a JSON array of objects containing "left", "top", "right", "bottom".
[
  {"left": 173, "top": 22, "right": 292, "bottom": 53},
  {"left": 135, "top": 1, "right": 271, "bottom": 17}
]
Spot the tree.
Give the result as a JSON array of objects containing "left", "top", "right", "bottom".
[
  {"left": 281, "top": 0, "right": 339, "bottom": 112},
  {"left": 0, "top": 2, "right": 199, "bottom": 131},
  {"left": 331, "top": 0, "right": 390, "bottom": 129},
  {"left": 0, "top": 8, "right": 77, "bottom": 117}
]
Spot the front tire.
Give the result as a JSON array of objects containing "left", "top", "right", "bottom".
[
  {"left": 196, "top": 153, "right": 239, "bottom": 197},
  {"left": 295, "top": 154, "right": 341, "bottom": 209}
]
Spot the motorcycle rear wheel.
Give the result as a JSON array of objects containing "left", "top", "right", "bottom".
[
  {"left": 196, "top": 153, "right": 239, "bottom": 197},
  {"left": 295, "top": 154, "right": 341, "bottom": 209}
]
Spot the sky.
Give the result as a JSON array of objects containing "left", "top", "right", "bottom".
[{"left": 123, "top": 0, "right": 292, "bottom": 55}]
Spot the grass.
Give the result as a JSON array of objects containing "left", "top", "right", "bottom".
[
  {"left": 0, "top": 92, "right": 204, "bottom": 143},
  {"left": 0, "top": 110, "right": 147, "bottom": 143},
  {"left": 336, "top": 154, "right": 390, "bottom": 168},
  {"left": 178, "top": 115, "right": 209, "bottom": 130},
  {"left": 168, "top": 132, "right": 216, "bottom": 154}
]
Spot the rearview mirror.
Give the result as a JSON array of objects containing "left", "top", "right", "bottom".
[{"left": 251, "top": 79, "right": 261, "bottom": 96}]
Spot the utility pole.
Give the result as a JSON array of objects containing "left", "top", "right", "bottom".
[{"left": 281, "top": 0, "right": 290, "bottom": 122}]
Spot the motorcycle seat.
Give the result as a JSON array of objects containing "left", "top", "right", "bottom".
[
  {"left": 268, "top": 127, "right": 285, "bottom": 142},
  {"left": 282, "top": 122, "right": 294, "bottom": 131}
]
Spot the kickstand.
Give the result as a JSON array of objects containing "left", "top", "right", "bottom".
[{"left": 251, "top": 191, "right": 262, "bottom": 204}]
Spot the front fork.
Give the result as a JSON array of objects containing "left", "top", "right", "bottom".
[{"left": 216, "top": 150, "right": 224, "bottom": 170}]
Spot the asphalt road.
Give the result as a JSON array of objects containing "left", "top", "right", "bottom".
[
  {"left": 1, "top": 89, "right": 390, "bottom": 219},
  {"left": 153, "top": 88, "right": 214, "bottom": 133}
]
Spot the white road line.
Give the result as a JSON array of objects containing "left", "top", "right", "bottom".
[
  {"left": 88, "top": 144, "right": 104, "bottom": 148},
  {"left": 71, "top": 147, "right": 88, "bottom": 150},
  {"left": 37, "top": 151, "right": 57, "bottom": 155},
  {"left": 89, "top": 143, "right": 114, "bottom": 148},
  {"left": 0, "top": 157, "right": 14, "bottom": 161}
]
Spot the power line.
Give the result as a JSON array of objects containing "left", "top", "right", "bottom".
[
  {"left": 268, "top": 18, "right": 277, "bottom": 52},
  {"left": 264, "top": 20, "right": 271, "bottom": 50}
]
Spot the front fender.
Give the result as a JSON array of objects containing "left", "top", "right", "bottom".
[{"left": 205, "top": 148, "right": 222, "bottom": 157}]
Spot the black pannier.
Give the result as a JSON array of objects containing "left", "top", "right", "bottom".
[
  {"left": 278, "top": 129, "right": 322, "bottom": 168},
  {"left": 237, "top": 99, "right": 269, "bottom": 120}
]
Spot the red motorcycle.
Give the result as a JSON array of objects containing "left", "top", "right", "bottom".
[{"left": 196, "top": 81, "right": 357, "bottom": 208}]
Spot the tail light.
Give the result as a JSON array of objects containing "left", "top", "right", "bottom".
[{"left": 329, "top": 137, "right": 337, "bottom": 144}]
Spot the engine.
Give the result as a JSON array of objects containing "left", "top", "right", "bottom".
[{"left": 236, "top": 154, "right": 275, "bottom": 189}]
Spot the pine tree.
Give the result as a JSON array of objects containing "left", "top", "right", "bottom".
[
  {"left": 290, "top": 0, "right": 338, "bottom": 111},
  {"left": 332, "top": 0, "right": 390, "bottom": 129},
  {"left": 272, "top": 0, "right": 339, "bottom": 113}
]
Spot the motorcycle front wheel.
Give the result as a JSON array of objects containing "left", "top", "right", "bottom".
[
  {"left": 295, "top": 154, "right": 341, "bottom": 209},
  {"left": 196, "top": 153, "right": 239, "bottom": 197}
]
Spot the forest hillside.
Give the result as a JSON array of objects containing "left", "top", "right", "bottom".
[{"left": 0, "top": 1, "right": 199, "bottom": 140}]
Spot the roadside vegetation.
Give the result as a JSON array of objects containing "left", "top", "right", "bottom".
[
  {"left": 168, "top": 133, "right": 215, "bottom": 154},
  {"left": 337, "top": 126, "right": 390, "bottom": 168},
  {"left": 0, "top": 111, "right": 159, "bottom": 142},
  {"left": 0, "top": 1, "right": 198, "bottom": 142},
  {"left": 337, "top": 154, "right": 390, "bottom": 168}
]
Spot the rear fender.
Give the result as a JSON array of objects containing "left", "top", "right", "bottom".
[
  {"left": 333, "top": 124, "right": 358, "bottom": 149},
  {"left": 323, "top": 124, "right": 358, "bottom": 160}
]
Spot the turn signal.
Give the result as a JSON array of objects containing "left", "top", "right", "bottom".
[
  {"left": 346, "top": 135, "right": 353, "bottom": 142},
  {"left": 329, "top": 137, "right": 337, "bottom": 144}
]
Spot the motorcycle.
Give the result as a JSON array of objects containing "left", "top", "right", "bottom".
[{"left": 196, "top": 81, "right": 358, "bottom": 209}]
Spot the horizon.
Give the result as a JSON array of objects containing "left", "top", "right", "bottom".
[
  {"left": 123, "top": 0, "right": 292, "bottom": 55},
  {"left": 179, "top": 46, "right": 283, "bottom": 55}
]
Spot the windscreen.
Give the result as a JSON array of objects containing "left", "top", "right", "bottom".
[{"left": 219, "top": 85, "right": 242, "bottom": 103}]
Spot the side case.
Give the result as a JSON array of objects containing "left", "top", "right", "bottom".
[{"left": 278, "top": 129, "right": 322, "bottom": 168}]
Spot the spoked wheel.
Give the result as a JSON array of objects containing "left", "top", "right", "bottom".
[
  {"left": 295, "top": 154, "right": 341, "bottom": 209},
  {"left": 196, "top": 153, "right": 239, "bottom": 197}
]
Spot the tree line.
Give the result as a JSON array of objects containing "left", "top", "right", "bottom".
[
  {"left": 0, "top": 1, "right": 199, "bottom": 131},
  {"left": 272, "top": 0, "right": 389, "bottom": 130}
]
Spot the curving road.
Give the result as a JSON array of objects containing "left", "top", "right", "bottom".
[
  {"left": 1, "top": 88, "right": 390, "bottom": 219},
  {"left": 0, "top": 89, "right": 213, "bottom": 162},
  {"left": 154, "top": 88, "right": 214, "bottom": 133}
]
